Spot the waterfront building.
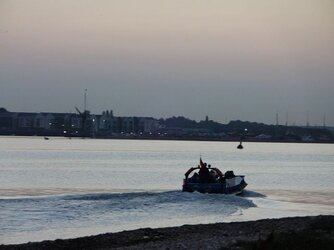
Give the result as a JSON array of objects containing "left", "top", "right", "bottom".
[{"left": 0, "top": 108, "right": 161, "bottom": 137}]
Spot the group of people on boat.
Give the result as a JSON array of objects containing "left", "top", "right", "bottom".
[
  {"left": 187, "top": 158, "right": 222, "bottom": 184},
  {"left": 183, "top": 158, "right": 246, "bottom": 194}
]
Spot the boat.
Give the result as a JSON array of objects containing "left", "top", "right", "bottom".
[{"left": 182, "top": 159, "right": 247, "bottom": 194}]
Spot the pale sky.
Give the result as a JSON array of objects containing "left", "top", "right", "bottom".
[{"left": 1, "top": 0, "right": 334, "bottom": 125}]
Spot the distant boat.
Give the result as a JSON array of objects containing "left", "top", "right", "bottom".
[
  {"left": 44, "top": 136, "right": 49, "bottom": 140},
  {"left": 182, "top": 159, "right": 247, "bottom": 194}
]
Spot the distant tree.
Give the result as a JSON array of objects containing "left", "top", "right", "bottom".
[
  {"left": 0, "top": 107, "right": 8, "bottom": 113},
  {"left": 198, "top": 119, "right": 225, "bottom": 133},
  {"left": 162, "top": 116, "right": 198, "bottom": 128}
]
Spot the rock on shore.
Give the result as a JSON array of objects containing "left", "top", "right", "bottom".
[{"left": 1, "top": 215, "right": 334, "bottom": 250}]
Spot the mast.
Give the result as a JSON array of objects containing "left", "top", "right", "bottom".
[
  {"left": 306, "top": 111, "right": 309, "bottom": 127},
  {"left": 84, "top": 89, "right": 87, "bottom": 112}
]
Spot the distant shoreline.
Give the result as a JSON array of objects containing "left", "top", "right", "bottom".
[
  {"left": 1, "top": 134, "right": 334, "bottom": 144},
  {"left": 1, "top": 215, "right": 333, "bottom": 250}
]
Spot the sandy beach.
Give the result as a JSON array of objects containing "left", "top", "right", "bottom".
[{"left": 1, "top": 215, "right": 333, "bottom": 250}]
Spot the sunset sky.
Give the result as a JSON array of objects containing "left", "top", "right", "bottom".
[{"left": 1, "top": 0, "right": 334, "bottom": 125}]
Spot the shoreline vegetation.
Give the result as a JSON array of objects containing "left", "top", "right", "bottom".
[{"left": 1, "top": 215, "right": 333, "bottom": 250}]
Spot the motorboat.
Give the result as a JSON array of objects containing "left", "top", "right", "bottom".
[{"left": 182, "top": 159, "right": 247, "bottom": 194}]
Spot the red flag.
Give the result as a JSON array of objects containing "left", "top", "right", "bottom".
[{"left": 199, "top": 157, "right": 205, "bottom": 168}]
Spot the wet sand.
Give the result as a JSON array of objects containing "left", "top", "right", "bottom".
[{"left": 1, "top": 215, "right": 333, "bottom": 250}]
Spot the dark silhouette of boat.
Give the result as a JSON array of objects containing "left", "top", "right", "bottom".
[{"left": 182, "top": 159, "right": 247, "bottom": 194}]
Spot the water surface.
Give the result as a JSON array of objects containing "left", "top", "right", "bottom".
[{"left": 0, "top": 137, "right": 333, "bottom": 244}]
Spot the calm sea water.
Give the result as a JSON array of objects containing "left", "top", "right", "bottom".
[{"left": 0, "top": 136, "right": 333, "bottom": 244}]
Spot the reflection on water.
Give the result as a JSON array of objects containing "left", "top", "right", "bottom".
[{"left": 255, "top": 189, "right": 334, "bottom": 206}]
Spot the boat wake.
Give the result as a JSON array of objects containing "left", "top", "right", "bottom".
[
  {"left": 0, "top": 191, "right": 255, "bottom": 244},
  {"left": 239, "top": 190, "right": 267, "bottom": 198}
]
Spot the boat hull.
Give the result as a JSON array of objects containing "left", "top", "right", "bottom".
[{"left": 182, "top": 176, "right": 247, "bottom": 194}]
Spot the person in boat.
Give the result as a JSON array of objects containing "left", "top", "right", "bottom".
[
  {"left": 199, "top": 162, "right": 210, "bottom": 183},
  {"left": 189, "top": 171, "right": 199, "bottom": 183},
  {"left": 209, "top": 169, "right": 219, "bottom": 183}
]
